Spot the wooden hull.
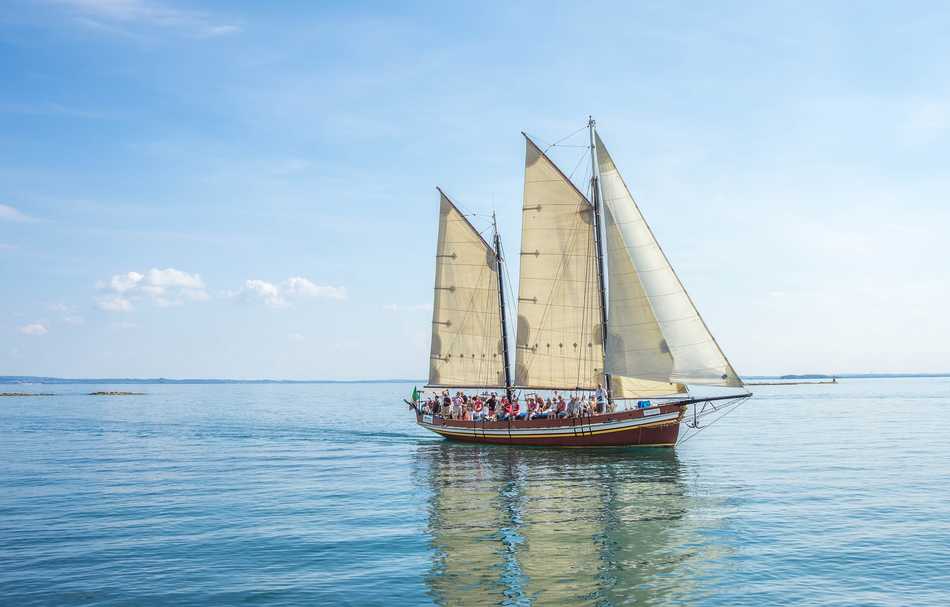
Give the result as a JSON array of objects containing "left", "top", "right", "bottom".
[{"left": 415, "top": 403, "right": 686, "bottom": 448}]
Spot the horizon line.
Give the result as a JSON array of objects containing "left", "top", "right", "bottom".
[{"left": 2, "top": 372, "right": 950, "bottom": 385}]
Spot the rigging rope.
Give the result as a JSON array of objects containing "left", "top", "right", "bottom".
[
  {"left": 567, "top": 150, "right": 590, "bottom": 182},
  {"left": 677, "top": 396, "right": 750, "bottom": 445},
  {"left": 538, "top": 124, "right": 589, "bottom": 154}
]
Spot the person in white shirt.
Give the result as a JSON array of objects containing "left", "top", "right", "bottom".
[{"left": 567, "top": 396, "right": 578, "bottom": 418}]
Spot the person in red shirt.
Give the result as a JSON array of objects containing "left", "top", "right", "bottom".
[{"left": 512, "top": 399, "right": 524, "bottom": 420}]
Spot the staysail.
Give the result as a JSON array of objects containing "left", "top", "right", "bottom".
[
  {"left": 514, "top": 137, "right": 604, "bottom": 390},
  {"left": 595, "top": 134, "right": 743, "bottom": 387},
  {"left": 611, "top": 374, "right": 686, "bottom": 398},
  {"left": 428, "top": 190, "right": 506, "bottom": 388}
]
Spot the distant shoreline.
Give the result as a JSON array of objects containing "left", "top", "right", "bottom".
[
  {"left": 0, "top": 376, "right": 426, "bottom": 385},
  {"left": 1, "top": 373, "right": 948, "bottom": 385},
  {"left": 744, "top": 373, "right": 950, "bottom": 380}
]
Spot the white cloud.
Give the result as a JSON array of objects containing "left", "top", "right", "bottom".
[
  {"left": 96, "top": 267, "right": 208, "bottom": 310},
  {"left": 244, "top": 279, "right": 284, "bottom": 307},
  {"left": 283, "top": 276, "right": 347, "bottom": 300},
  {"left": 288, "top": 333, "right": 305, "bottom": 342},
  {"left": 50, "top": 0, "right": 241, "bottom": 38},
  {"left": 0, "top": 204, "right": 34, "bottom": 222},
  {"left": 146, "top": 267, "right": 204, "bottom": 289},
  {"left": 239, "top": 277, "right": 346, "bottom": 308},
  {"left": 97, "top": 295, "right": 133, "bottom": 312},
  {"left": 19, "top": 323, "right": 48, "bottom": 336},
  {"left": 106, "top": 271, "right": 143, "bottom": 292}
]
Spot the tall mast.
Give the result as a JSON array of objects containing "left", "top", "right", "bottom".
[
  {"left": 493, "top": 211, "right": 514, "bottom": 401},
  {"left": 588, "top": 116, "right": 613, "bottom": 404}
]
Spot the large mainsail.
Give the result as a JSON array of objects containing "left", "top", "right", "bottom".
[
  {"left": 428, "top": 190, "right": 506, "bottom": 388},
  {"left": 595, "top": 134, "right": 743, "bottom": 387},
  {"left": 515, "top": 137, "right": 604, "bottom": 389}
]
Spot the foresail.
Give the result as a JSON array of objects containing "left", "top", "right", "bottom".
[
  {"left": 604, "top": 202, "right": 681, "bottom": 386},
  {"left": 429, "top": 191, "right": 506, "bottom": 387},
  {"left": 596, "top": 134, "right": 743, "bottom": 387},
  {"left": 612, "top": 375, "right": 687, "bottom": 399},
  {"left": 515, "top": 137, "right": 604, "bottom": 390}
]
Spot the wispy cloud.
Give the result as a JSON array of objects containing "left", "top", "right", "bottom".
[
  {"left": 48, "top": 303, "right": 85, "bottom": 325},
  {"left": 901, "top": 98, "right": 949, "bottom": 145},
  {"left": 384, "top": 303, "right": 432, "bottom": 313},
  {"left": 269, "top": 158, "right": 312, "bottom": 176},
  {"left": 0, "top": 204, "right": 35, "bottom": 222},
  {"left": 48, "top": 0, "right": 241, "bottom": 38},
  {"left": 96, "top": 267, "right": 209, "bottom": 311},
  {"left": 19, "top": 323, "right": 49, "bottom": 336},
  {"left": 0, "top": 102, "right": 111, "bottom": 119},
  {"left": 97, "top": 295, "right": 133, "bottom": 312},
  {"left": 237, "top": 277, "right": 346, "bottom": 308}
]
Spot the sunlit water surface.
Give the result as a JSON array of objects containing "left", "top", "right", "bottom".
[{"left": 1, "top": 378, "right": 948, "bottom": 605}]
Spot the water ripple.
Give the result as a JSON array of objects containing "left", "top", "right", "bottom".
[{"left": 1, "top": 380, "right": 949, "bottom": 605}]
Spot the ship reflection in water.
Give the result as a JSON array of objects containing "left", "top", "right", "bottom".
[{"left": 414, "top": 443, "right": 727, "bottom": 606}]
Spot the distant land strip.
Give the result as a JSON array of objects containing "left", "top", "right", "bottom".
[
  {"left": 0, "top": 376, "right": 427, "bottom": 385},
  {"left": 1, "top": 373, "right": 948, "bottom": 385},
  {"left": 744, "top": 373, "right": 950, "bottom": 380}
]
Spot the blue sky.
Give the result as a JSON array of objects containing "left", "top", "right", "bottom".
[{"left": 2, "top": 1, "right": 949, "bottom": 378}]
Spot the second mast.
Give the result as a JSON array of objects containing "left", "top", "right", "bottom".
[
  {"left": 493, "top": 212, "right": 514, "bottom": 401},
  {"left": 588, "top": 116, "right": 612, "bottom": 404}
]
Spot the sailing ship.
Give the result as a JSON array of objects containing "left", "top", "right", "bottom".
[{"left": 409, "top": 118, "right": 751, "bottom": 447}]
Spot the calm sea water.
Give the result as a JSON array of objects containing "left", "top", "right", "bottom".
[{"left": 1, "top": 378, "right": 949, "bottom": 606}]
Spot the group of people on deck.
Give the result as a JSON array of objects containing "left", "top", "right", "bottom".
[{"left": 419, "top": 385, "right": 613, "bottom": 422}]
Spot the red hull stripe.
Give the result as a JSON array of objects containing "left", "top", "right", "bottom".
[{"left": 424, "top": 422, "right": 680, "bottom": 447}]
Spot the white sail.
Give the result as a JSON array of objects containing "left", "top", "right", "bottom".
[
  {"left": 596, "top": 133, "right": 743, "bottom": 387},
  {"left": 604, "top": 202, "right": 681, "bottom": 386},
  {"left": 611, "top": 374, "right": 686, "bottom": 399},
  {"left": 428, "top": 190, "right": 506, "bottom": 387},
  {"left": 515, "top": 137, "right": 604, "bottom": 389}
]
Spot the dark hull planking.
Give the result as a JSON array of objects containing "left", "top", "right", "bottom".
[{"left": 415, "top": 403, "right": 687, "bottom": 448}]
